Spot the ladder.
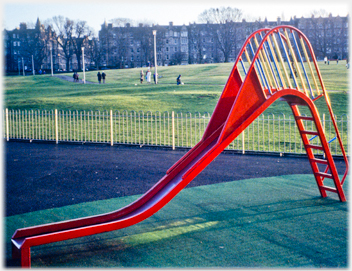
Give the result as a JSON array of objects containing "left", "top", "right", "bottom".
[{"left": 289, "top": 101, "right": 346, "bottom": 201}]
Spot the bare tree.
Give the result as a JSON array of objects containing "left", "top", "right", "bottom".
[
  {"left": 110, "top": 18, "right": 134, "bottom": 27},
  {"left": 311, "top": 9, "right": 329, "bottom": 18},
  {"left": 198, "top": 7, "right": 243, "bottom": 62},
  {"left": 50, "top": 16, "right": 74, "bottom": 71},
  {"left": 85, "top": 36, "right": 103, "bottom": 69},
  {"left": 188, "top": 24, "right": 206, "bottom": 64},
  {"left": 72, "top": 20, "right": 93, "bottom": 70}
]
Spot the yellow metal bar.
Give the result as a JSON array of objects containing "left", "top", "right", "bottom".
[
  {"left": 284, "top": 29, "right": 307, "bottom": 94},
  {"left": 272, "top": 33, "right": 292, "bottom": 89},
  {"left": 244, "top": 49, "right": 251, "bottom": 65},
  {"left": 254, "top": 36, "right": 274, "bottom": 89},
  {"left": 279, "top": 31, "right": 299, "bottom": 91},
  {"left": 299, "top": 37, "right": 320, "bottom": 95},
  {"left": 257, "top": 36, "right": 279, "bottom": 89},
  {"left": 266, "top": 35, "right": 286, "bottom": 89},
  {"left": 246, "top": 43, "right": 264, "bottom": 91}
]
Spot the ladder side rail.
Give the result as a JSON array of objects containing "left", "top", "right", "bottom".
[
  {"left": 290, "top": 105, "right": 327, "bottom": 198},
  {"left": 308, "top": 105, "right": 347, "bottom": 201},
  {"left": 295, "top": 26, "right": 349, "bottom": 183}
]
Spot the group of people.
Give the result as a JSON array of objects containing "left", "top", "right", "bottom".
[
  {"left": 97, "top": 71, "right": 107, "bottom": 84},
  {"left": 140, "top": 68, "right": 182, "bottom": 85},
  {"left": 73, "top": 68, "right": 184, "bottom": 85},
  {"left": 140, "top": 68, "right": 153, "bottom": 84}
]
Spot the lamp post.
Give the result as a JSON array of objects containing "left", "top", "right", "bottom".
[
  {"left": 153, "top": 30, "right": 158, "bottom": 84},
  {"left": 22, "top": 57, "right": 25, "bottom": 76},
  {"left": 82, "top": 47, "right": 86, "bottom": 84},
  {"left": 50, "top": 46, "right": 53, "bottom": 76},
  {"left": 32, "top": 55, "right": 35, "bottom": 75}
]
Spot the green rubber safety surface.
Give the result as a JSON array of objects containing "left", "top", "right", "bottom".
[{"left": 5, "top": 174, "right": 348, "bottom": 268}]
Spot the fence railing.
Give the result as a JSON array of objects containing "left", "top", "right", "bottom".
[{"left": 3, "top": 108, "right": 349, "bottom": 156}]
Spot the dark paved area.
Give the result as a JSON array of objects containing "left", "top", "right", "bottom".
[{"left": 5, "top": 141, "right": 347, "bottom": 217}]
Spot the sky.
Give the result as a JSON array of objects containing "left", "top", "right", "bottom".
[{"left": 2, "top": 0, "right": 351, "bottom": 35}]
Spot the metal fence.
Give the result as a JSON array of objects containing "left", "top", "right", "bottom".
[{"left": 3, "top": 108, "right": 349, "bottom": 156}]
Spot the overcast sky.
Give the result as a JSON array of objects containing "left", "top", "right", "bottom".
[{"left": 2, "top": 0, "right": 351, "bottom": 35}]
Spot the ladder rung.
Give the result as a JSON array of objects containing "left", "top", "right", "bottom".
[
  {"left": 295, "top": 116, "right": 314, "bottom": 121},
  {"left": 305, "top": 144, "right": 324, "bottom": 150},
  {"left": 315, "top": 172, "right": 333, "bottom": 179},
  {"left": 319, "top": 185, "right": 337, "bottom": 193},
  {"left": 301, "top": 130, "right": 319, "bottom": 136},
  {"left": 310, "top": 158, "right": 329, "bottom": 165}
]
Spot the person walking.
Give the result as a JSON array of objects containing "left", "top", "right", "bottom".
[
  {"left": 102, "top": 72, "right": 106, "bottom": 83},
  {"left": 97, "top": 72, "right": 102, "bottom": 84}
]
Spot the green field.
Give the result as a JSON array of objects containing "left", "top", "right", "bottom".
[{"left": 3, "top": 61, "right": 349, "bottom": 116}]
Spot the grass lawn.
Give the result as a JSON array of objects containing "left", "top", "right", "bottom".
[
  {"left": 5, "top": 174, "right": 348, "bottom": 268},
  {"left": 3, "top": 61, "right": 349, "bottom": 116}
]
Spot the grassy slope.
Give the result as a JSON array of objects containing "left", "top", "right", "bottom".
[{"left": 3, "top": 61, "right": 349, "bottom": 116}]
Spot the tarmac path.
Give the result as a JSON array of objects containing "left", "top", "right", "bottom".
[{"left": 5, "top": 141, "right": 347, "bottom": 217}]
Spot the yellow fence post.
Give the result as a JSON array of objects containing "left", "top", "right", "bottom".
[
  {"left": 172, "top": 111, "right": 175, "bottom": 150},
  {"left": 242, "top": 130, "right": 245, "bottom": 154},
  {"left": 110, "top": 110, "right": 114, "bottom": 146},
  {"left": 6, "top": 108, "right": 9, "bottom": 141},
  {"left": 55, "top": 109, "right": 58, "bottom": 144}
]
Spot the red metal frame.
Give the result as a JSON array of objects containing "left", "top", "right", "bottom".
[{"left": 12, "top": 26, "right": 348, "bottom": 267}]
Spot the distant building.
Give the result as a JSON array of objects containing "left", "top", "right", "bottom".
[
  {"left": 98, "top": 14, "right": 348, "bottom": 68},
  {"left": 3, "top": 14, "right": 349, "bottom": 73}
]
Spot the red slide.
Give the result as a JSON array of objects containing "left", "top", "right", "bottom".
[{"left": 12, "top": 26, "right": 348, "bottom": 267}]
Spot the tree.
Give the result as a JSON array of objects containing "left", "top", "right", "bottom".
[
  {"left": 198, "top": 7, "right": 243, "bottom": 62},
  {"left": 50, "top": 16, "right": 75, "bottom": 71},
  {"left": 188, "top": 24, "right": 206, "bottom": 64},
  {"left": 85, "top": 36, "right": 103, "bottom": 69},
  {"left": 169, "top": 51, "right": 186, "bottom": 65},
  {"left": 311, "top": 9, "right": 329, "bottom": 18},
  {"left": 72, "top": 20, "right": 93, "bottom": 70}
]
